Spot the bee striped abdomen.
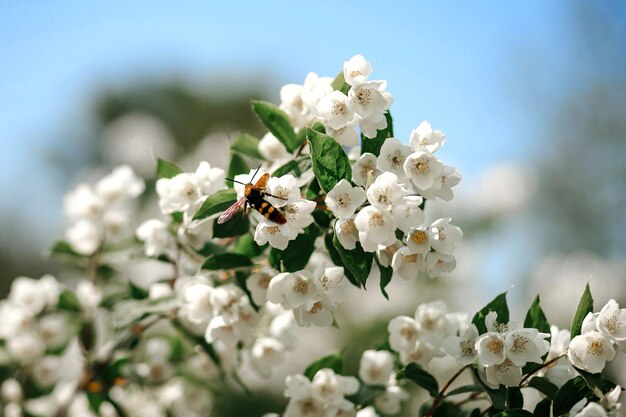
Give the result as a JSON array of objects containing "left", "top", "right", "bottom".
[{"left": 250, "top": 195, "right": 287, "bottom": 224}]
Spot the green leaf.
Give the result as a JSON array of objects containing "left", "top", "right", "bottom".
[
  {"left": 269, "top": 226, "right": 320, "bottom": 272},
  {"left": 492, "top": 410, "right": 534, "bottom": 417},
  {"left": 528, "top": 377, "right": 559, "bottom": 398},
  {"left": 485, "top": 385, "right": 508, "bottom": 410},
  {"left": 331, "top": 71, "right": 351, "bottom": 94},
  {"left": 570, "top": 283, "right": 593, "bottom": 338},
  {"left": 325, "top": 233, "right": 360, "bottom": 288},
  {"left": 332, "top": 234, "right": 373, "bottom": 288},
  {"left": 553, "top": 376, "right": 593, "bottom": 416},
  {"left": 48, "top": 240, "right": 84, "bottom": 259},
  {"left": 251, "top": 100, "right": 299, "bottom": 152},
  {"left": 303, "top": 352, "right": 342, "bottom": 380},
  {"left": 575, "top": 367, "right": 616, "bottom": 397},
  {"left": 57, "top": 290, "right": 82, "bottom": 312},
  {"left": 445, "top": 384, "right": 486, "bottom": 397},
  {"left": 401, "top": 362, "right": 439, "bottom": 397},
  {"left": 376, "top": 257, "right": 393, "bottom": 300},
  {"left": 361, "top": 111, "right": 394, "bottom": 156},
  {"left": 533, "top": 398, "right": 552, "bottom": 417},
  {"left": 307, "top": 128, "right": 352, "bottom": 193},
  {"left": 193, "top": 189, "right": 238, "bottom": 221},
  {"left": 472, "top": 292, "right": 509, "bottom": 334},
  {"left": 524, "top": 296, "right": 551, "bottom": 333},
  {"left": 231, "top": 133, "right": 264, "bottom": 160},
  {"left": 129, "top": 282, "right": 149, "bottom": 299},
  {"left": 507, "top": 387, "right": 524, "bottom": 409},
  {"left": 272, "top": 159, "right": 302, "bottom": 177},
  {"left": 213, "top": 216, "right": 250, "bottom": 237},
  {"left": 234, "top": 234, "right": 267, "bottom": 258},
  {"left": 202, "top": 253, "right": 253, "bottom": 270},
  {"left": 227, "top": 153, "right": 249, "bottom": 187},
  {"left": 156, "top": 158, "right": 183, "bottom": 179},
  {"left": 194, "top": 241, "right": 226, "bottom": 257}
]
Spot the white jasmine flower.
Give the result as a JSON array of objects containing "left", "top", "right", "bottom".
[
  {"left": 9, "top": 277, "right": 48, "bottom": 315},
  {"left": 326, "top": 180, "right": 366, "bottom": 219},
  {"left": 183, "top": 283, "right": 214, "bottom": 324},
  {"left": 294, "top": 300, "right": 334, "bottom": 327},
  {"left": 259, "top": 132, "right": 291, "bottom": 162},
  {"left": 394, "top": 196, "right": 425, "bottom": 234},
  {"left": 399, "top": 340, "right": 435, "bottom": 367},
  {"left": 582, "top": 312, "right": 599, "bottom": 334},
  {"left": 270, "top": 310, "right": 297, "bottom": 349},
  {"left": 267, "top": 271, "right": 316, "bottom": 309},
  {"left": 366, "top": 172, "right": 405, "bottom": 210},
  {"left": 66, "top": 219, "right": 100, "bottom": 255},
  {"left": 205, "top": 316, "right": 239, "bottom": 347},
  {"left": 476, "top": 332, "right": 506, "bottom": 366},
  {"left": 352, "top": 153, "right": 381, "bottom": 187},
  {"left": 596, "top": 299, "right": 626, "bottom": 351},
  {"left": 7, "top": 331, "right": 45, "bottom": 364},
  {"left": 255, "top": 221, "right": 292, "bottom": 250},
  {"left": 568, "top": 330, "right": 616, "bottom": 373},
  {"left": 317, "top": 91, "right": 355, "bottom": 130},
  {"left": 38, "top": 314, "right": 68, "bottom": 349},
  {"left": 326, "top": 123, "right": 359, "bottom": 147},
  {"left": 248, "top": 267, "right": 277, "bottom": 306},
  {"left": 421, "top": 165, "right": 462, "bottom": 201},
  {"left": 543, "top": 326, "right": 577, "bottom": 387},
  {"left": 391, "top": 246, "right": 423, "bottom": 282},
  {"left": 405, "top": 227, "right": 430, "bottom": 254},
  {"left": 409, "top": 121, "right": 446, "bottom": 154},
  {"left": 302, "top": 72, "right": 334, "bottom": 113},
  {"left": 194, "top": 161, "right": 225, "bottom": 196},
  {"left": 32, "top": 356, "right": 61, "bottom": 388},
  {"left": 148, "top": 283, "right": 173, "bottom": 300},
  {"left": 358, "top": 350, "right": 394, "bottom": 386},
  {"left": 63, "top": 183, "right": 103, "bottom": 220},
  {"left": 388, "top": 316, "right": 419, "bottom": 353},
  {"left": 310, "top": 368, "right": 359, "bottom": 410},
  {"left": 1, "top": 378, "right": 22, "bottom": 402},
  {"left": 425, "top": 251, "right": 457, "bottom": 278},
  {"left": 0, "top": 303, "right": 32, "bottom": 339},
  {"left": 343, "top": 55, "right": 372, "bottom": 86},
  {"left": 103, "top": 209, "right": 131, "bottom": 239},
  {"left": 415, "top": 301, "right": 458, "bottom": 349},
  {"left": 484, "top": 359, "right": 523, "bottom": 387},
  {"left": 443, "top": 324, "right": 479, "bottom": 365},
  {"left": 575, "top": 402, "right": 609, "bottom": 417},
  {"left": 355, "top": 206, "right": 396, "bottom": 252},
  {"left": 136, "top": 219, "right": 175, "bottom": 257},
  {"left": 504, "top": 329, "right": 550, "bottom": 367},
  {"left": 76, "top": 280, "right": 102, "bottom": 317},
  {"left": 156, "top": 173, "right": 202, "bottom": 215},
  {"left": 282, "top": 199, "right": 316, "bottom": 231},
  {"left": 250, "top": 337, "right": 285, "bottom": 377},
  {"left": 313, "top": 266, "right": 346, "bottom": 307},
  {"left": 349, "top": 81, "right": 388, "bottom": 119},
  {"left": 375, "top": 385, "right": 409, "bottom": 415},
  {"left": 359, "top": 112, "right": 388, "bottom": 139},
  {"left": 377, "top": 138, "right": 411, "bottom": 178},
  {"left": 335, "top": 218, "right": 359, "bottom": 250},
  {"left": 280, "top": 84, "right": 308, "bottom": 129},
  {"left": 96, "top": 165, "right": 145, "bottom": 204},
  {"left": 357, "top": 407, "right": 379, "bottom": 417},
  {"left": 266, "top": 175, "right": 300, "bottom": 207},
  {"left": 403, "top": 151, "right": 444, "bottom": 191},
  {"left": 377, "top": 240, "right": 402, "bottom": 267}
]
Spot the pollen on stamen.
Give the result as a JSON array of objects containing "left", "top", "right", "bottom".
[
  {"left": 413, "top": 159, "right": 430, "bottom": 175},
  {"left": 310, "top": 302, "right": 323, "bottom": 314},
  {"left": 331, "top": 101, "right": 348, "bottom": 116},
  {"left": 601, "top": 315, "right": 622, "bottom": 334},
  {"left": 341, "top": 220, "right": 357, "bottom": 234},
  {"left": 487, "top": 337, "right": 504, "bottom": 354},
  {"left": 388, "top": 151, "right": 406, "bottom": 167},
  {"left": 411, "top": 230, "right": 428, "bottom": 245},
  {"left": 510, "top": 335, "right": 529, "bottom": 353},
  {"left": 369, "top": 212, "right": 385, "bottom": 227},
  {"left": 293, "top": 278, "right": 309, "bottom": 294},
  {"left": 350, "top": 70, "right": 361, "bottom": 78},
  {"left": 460, "top": 340, "right": 475, "bottom": 356},
  {"left": 403, "top": 254, "right": 419, "bottom": 264},
  {"left": 355, "top": 88, "right": 372, "bottom": 105},
  {"left": 336, "top": 193, "right": 351, "bottom": 208},
  {"left": 587, "top": 340, "right": 605, "bottom": 356}
]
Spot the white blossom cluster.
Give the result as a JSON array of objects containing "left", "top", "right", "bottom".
[
  {"left": 279, "top": 54, "right": 392, "bottom": 145},
  {"left": 64, "top": 165, "right": 145, "bottom": 255},
  {"left": 137, "top": 161, "right": 225, "bottom": 257},
  {"left": 282, "top": 369, "right": 359, "bottom": 417},
  {"left": 569, "top": 385, "right": 622, "bottom": 417},
  {"left": 358, "top": 350, "right": 409, "bottom": 415},
  {"left": 568, "top": 299, "right": 625, "bottom": 373}
]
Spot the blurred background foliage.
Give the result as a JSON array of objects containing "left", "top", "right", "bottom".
[{"left": 1, "top": 1, "right": 625, "bottom": 416}]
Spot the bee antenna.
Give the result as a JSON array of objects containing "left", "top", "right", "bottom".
[
  {"left": 225, "top": 178, "right": 247, "bottom": 186},
  {"left": 249, "top": 164, "right": 263, "bottom": 182}
]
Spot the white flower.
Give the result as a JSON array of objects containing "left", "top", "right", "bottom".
[
  {"left": 405, "top": 227, "right": 430, "bottom": 253},
  {"left": 358, "top": 350, "right": 394, "bottom": 386},
  {"left": 247, "top": 267, "right": 276, "bottom": 306},
  {"left": 66, "top": 219, "right": 100, "bottom": 255},
  {"left": 391, "top": 246, "right": 423, "bottom": 282},
  {"left": 280, "top": 84, "right": 309, "bottom": 129},
  {"left": 543, "top": 326, "right": 577, "bottom": 387},
  {"left": 326, "top": 180, "right": 366, "bottom": 218},
  {"left": 9, "top": 277, "right": 48, "bottom": 315},
  {"left": 399, "top": 340, "right": 435, "bottom": 367},
  {"left": 38, "top": 314, "right": 68, "bottom": 349},
  {"left": 0, "top": 303, "right": 33, "bottom": 339},
  {"left": 156, "top": 173, "right": 202, "bottom": 215},
  {"left": 96, "top": 165, "right": 145, "bottom": 204},
  {"left": 575, "top": 402, "right": 609, "bottom": 417},
  {"left": 409, "top": 121, "right": 446, "bottom": 154},
  {"left": 443, "top": 324, "right": 479, "bottom": 365},
  {"left": 183, "top": 283, "right": 214, "bottom": 324},
  {"left": 568, "top": 330, "right": 616, "bottom": 373},
  {"left": 343, "top": 55, "right": 372, "bottom": 86},
  {"left": 476, "top": 332, "right": 506, "bottom": 366},
  {"left": 421, "top": 165, "right": 462, "bottom": 201},
  {"left": 357, "top": 407, "right": 379, "bottom": 417},
  {"left": 302, "top": 72, "right": 334, "bottom": 113},
  {"left": 267, "top": 271, "right": 316, "bottom": 309},
  {"left": 359, "top": 112, "right": 388, "bottom": 139},
  {"left": 1, "top": 378, "right": 22, "bottom": 402},
  {"left": 415, "top": 301, "right": 458, "bottom": 349},
  {"left": 393, "top": 195, "right": 426, "bottom": 233},
  {"left": 375, "top": 385, "right": 409, "bottom": 415},
  {"left": 282, "top": 199, "right": 316, "bottom": 231},
  {"left": 136, "top": 219, "right": 175, "bottom": 257},
  {"left": 259, "top": 132, "right": 291, "bottom": 162},
  {"left": 265, "top": 175, "right": 300, "bottom": 207},
  {"left": 63, "top": 183, "right": 103, "bottom": 220},
  {"left": 335, "top": 218, "right": 358, "bottom": 250},
  {"left": 366, "top": 172, "right": 405, "bottom": 210},
  {"left": 194, "top": 161, "right": 225, "bottom": 196},
  {"left": 317, "top": 91, "right": 356, "bottom": 130},
  {"left": 504, "top": 328, "right": 550, "bottom": 367},
  {"left": 348, "top": 81, "right": 388, "bottom": 119},
  {"left": 76, "top": 280, "right": 102, "bottom": 316},
  {"left": 484, "top": 359, "right": 523, "bottom": 387},
  {"left": 32, "top": 356, "right": 61, "bottom": 388},
  {"left": 313, "top": 266, "right": 346, "bottom": 307},
  {"left": 294, "top": 301, "right": 334, "bottom": 328},
  {"left": 377, "top": 138, "right": 411, "bottom": 178},
  {"left": 6, "top": 331, "right": 45, "bottom": 364},
  {"left": 355, "top": 206, "right": 396, "bottom": 252},
  {"left": 327, "top": 124, "right": 359, "bottom": 147},
  {"left": 352, "top": 153, "right": 380, "bottom": 187},
  {"left": 388, "top": 316, "right": 419, "bottom": 353},
  {"left": 310, "top": 368, "right": 359, "bottom": 410},
  {"left": 403, "top": 151, "right": 444, "bottom": 190},
  {"left": 255, "top": 220, "right": 292, "bottom": 250},
  {"left": 425, "top": 251, "right": 457, "bottom": 278},
  {"left": 250, "top": 337, "right": 285, "bottom": 377},
  {"left": 270, "top": 311, "right": 297, "bottom": 349},
  {"left": 596, "top": 299, "right": 626, "bottom": 351},
  {"left": 377, "top": 240, "right": 402, "bottom": 267},
  {"left": 148, "top": 283, "right": 173, "bottom": 300}
]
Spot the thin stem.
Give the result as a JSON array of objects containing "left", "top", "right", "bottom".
[
  {"left": 452, "top": 392, "right": 486, "bottom": 407},
  {"left": 481, "top": 405, "right": 494, "bottom": 416},
  {"left": 424, "top": 365, "right": 469, "bottom": 417},
  {"left": 519, "top": 352, "right": 566, "bottom": 386}
]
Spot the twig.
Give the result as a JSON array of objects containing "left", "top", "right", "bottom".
[
  {"left": 424, "top": 365, "right": 469, "bottom": 417},
  {"left": 519, "top": 353, "right": 566, "bottom": 386}
]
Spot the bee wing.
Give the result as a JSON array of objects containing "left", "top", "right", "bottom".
[
  {"left": 217, "top": 197, "right": 246, "bottom": 224},
  {"left": 253, "top": 173, "right": 270, "bottom": 190}
]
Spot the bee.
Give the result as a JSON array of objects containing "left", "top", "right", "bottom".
[{"left": 217, "top": 166, "right": 287, "bottom": 225}]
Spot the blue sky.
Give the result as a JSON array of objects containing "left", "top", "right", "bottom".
[{"left": 0, "top": 1, "right": 581, "bottom": 246}]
